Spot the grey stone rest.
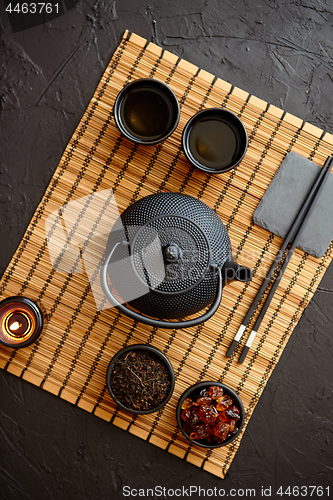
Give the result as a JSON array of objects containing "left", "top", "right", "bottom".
[{"left": 253, "top": 152, "right": 333, "bottom": 258}]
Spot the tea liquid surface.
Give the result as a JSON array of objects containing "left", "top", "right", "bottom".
[
  {"left": 121, "top": 87, "right": 174, "bottom": 141},
  {"left": 188, "top": 117, "right": 240, "bottom": 169}
]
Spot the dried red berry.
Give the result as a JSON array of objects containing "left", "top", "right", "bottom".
[
  {"left": 214, "top": 421, "right": 230, "bottom": 441},
  {"left": 181, "top": 398, "right": 195, "bottom": 409},
  {"left": 228, "top": 419, "right": 237, "bottom": 433},
  {"left": 181, "top": 409, "right": 192, "bottom": 422},
  {"left": 225, "top": 405, "right": 240, "bottom": 420},
  {"left": 208, "top": 386, "right": 224, "bottom": 399},
  {"left": 197, "top": 404, "right": 219, "bottom": 425},
  {"left": 196, "top": 396, "right": 212, "bottom": 405},
  {"left": 217, "top": 409, "right": 229, "bottom": 422},
  {"left": 195, "top": 424, "right": 209, "bottom": 440},
  {"left": 216, "top": 395, "right": 233, "bottom": 411},
  {"left": 189, "top": 409, "right": 201, "bottom": 427}
]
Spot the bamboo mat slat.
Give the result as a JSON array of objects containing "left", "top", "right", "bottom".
[{"left": 1, "top": 30, "right": 333, "bottom": 479}]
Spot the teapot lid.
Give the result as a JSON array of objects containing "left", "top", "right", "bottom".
[{"left": 130, "top": 215, "right": 211, "bottom": 294}]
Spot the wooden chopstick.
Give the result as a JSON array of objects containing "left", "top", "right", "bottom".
[{"left": 226, "top": 155, "right": 333, "bottom": 363}]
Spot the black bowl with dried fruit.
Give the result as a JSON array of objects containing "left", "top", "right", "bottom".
[
  {"left": 176, "top": 381, "right": 245, "bottom": 448},
  {"left": 106, "top": 344, "right": 175, "bottom": 415}
]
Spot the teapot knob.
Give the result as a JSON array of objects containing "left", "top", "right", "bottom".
[{"left": 163, "top": 243, "right": 182, "bottom": 263}]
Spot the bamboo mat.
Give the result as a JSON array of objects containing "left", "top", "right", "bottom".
[{"left": 1, "top": 30, "right": 333, "bottom": 479}]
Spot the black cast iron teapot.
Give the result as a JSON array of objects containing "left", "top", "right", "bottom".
[{"left": 100, "top": 192, "right": 252, "bottom": 329}]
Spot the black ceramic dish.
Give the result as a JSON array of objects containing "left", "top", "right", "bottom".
[
  {"left": 182, "top": 108, "right": 248, "bottom": 173},
  {"left": 106, "top": 344, "right": 175, "bottom": 415},
  {"left": 176, "top": 381, "right": 245, "bottom": 448},
  {"left": 113, "top": 78, "right": 180, "bottom": 145}
]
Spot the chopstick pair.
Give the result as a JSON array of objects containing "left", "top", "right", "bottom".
[{"left": 227, "top": 155, "right": 333, "bottom": 364}]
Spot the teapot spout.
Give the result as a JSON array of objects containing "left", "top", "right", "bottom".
[{"left": 222, "top": 259, "right": 253, "bottom": 284}]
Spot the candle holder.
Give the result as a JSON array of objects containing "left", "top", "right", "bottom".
[{"left": 0, "top": 296, "right": 44, "bottom": 348}]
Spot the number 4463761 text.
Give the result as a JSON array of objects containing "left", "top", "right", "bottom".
[
  {"left": 276, "top": 485, "right": 329, "bottom": 497},
  {"left": 6, "top": 3, "right": 60, "bottom": 14}
]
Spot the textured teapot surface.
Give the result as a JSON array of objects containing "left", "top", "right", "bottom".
[{"left": 106, "top": 192, "right": 234, "bottom": 320}]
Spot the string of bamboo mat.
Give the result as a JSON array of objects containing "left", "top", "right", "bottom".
[{"left": 1, "top": 29, "right": 333, "bottom": 478}]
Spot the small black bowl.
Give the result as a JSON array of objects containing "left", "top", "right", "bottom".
[
  {"left": 176, "top": 381, "right": 245, "bottom": 448},
  {"left": 182, "top": 108, "right": 248, "bottom": 174},
  {"left": 113, "top": 78, "right": 180, "bottom": 145},
  {"left": 106, "top": 344, "right": 175, "bottom": 415}
]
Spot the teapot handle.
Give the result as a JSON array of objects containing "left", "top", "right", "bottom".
[{"left": 100, "top": 242, "right": 223, "bottom": 329}]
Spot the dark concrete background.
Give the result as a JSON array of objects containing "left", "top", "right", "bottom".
[{"left": 0, "top": 1, "right": 332, "bottom": 498}]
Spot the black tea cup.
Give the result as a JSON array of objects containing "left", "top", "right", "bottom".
[
  {"left": 182, "top": 108, "right": 248, "bottom": 173},
  {"left": 113, "top": 78, "right": 180, "bottom": 145}
]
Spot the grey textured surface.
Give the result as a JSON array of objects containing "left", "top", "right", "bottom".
[
  {"left": 1, "top": 1, "right": 333, "bottom": 498},
  {"left": 253, "top": 152, "right": 333, "bottom": 258}
]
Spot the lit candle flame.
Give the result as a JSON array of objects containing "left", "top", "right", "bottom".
[{"left": 9, "top": 321, "right": 22, "bottom": 332}]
